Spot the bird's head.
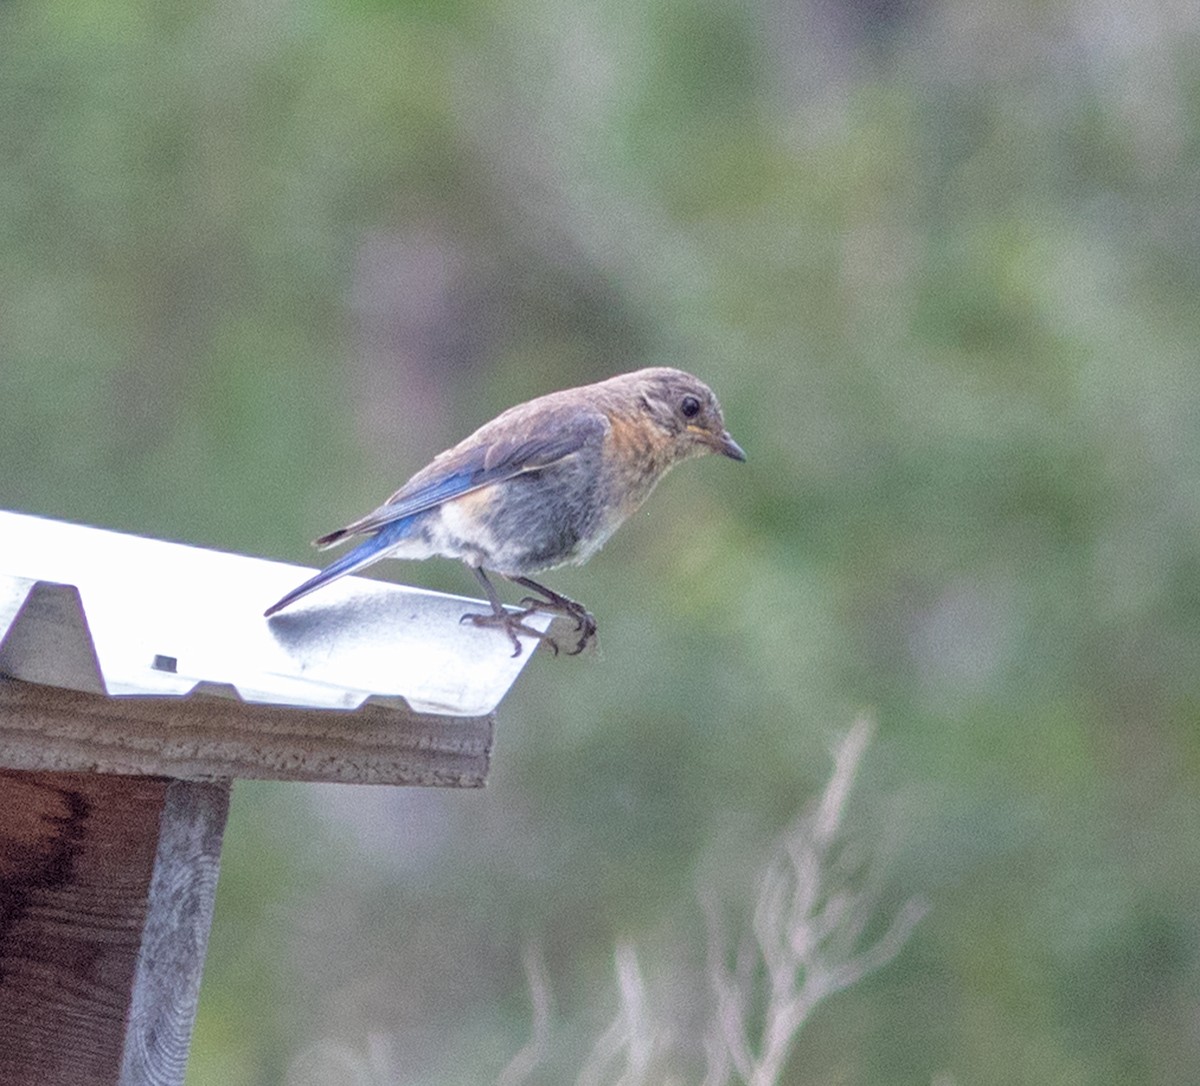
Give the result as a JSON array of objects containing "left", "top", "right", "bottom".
[{"left": 623, "top": 367, "right": 747, "bottom": 464}]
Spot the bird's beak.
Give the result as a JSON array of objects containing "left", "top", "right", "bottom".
[
  {"left": 717, "top": 430, "right": 747, "bottom": 462},
  {"left": 686, "top": 423, "right": 747, "bottom": 461}
]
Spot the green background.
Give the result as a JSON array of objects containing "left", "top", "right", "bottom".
[{"left": 3, "top": 0, "right": 1199, "bottom": 1082}]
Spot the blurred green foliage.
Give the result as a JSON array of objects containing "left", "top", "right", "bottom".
[{"left": 3, "top": 0, "right": 1200, "bottom": 1082}]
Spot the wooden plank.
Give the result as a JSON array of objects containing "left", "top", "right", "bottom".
[
  {"left": 120, "top": 779, "right": 230, "bottom": 1086},
  {"left": 0, "top": 676, "right": 492, "bottom": 787}
]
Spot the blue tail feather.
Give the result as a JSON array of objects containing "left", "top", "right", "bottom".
[{"left": 264, "top": 517, "right": 415, "bottom": 617}]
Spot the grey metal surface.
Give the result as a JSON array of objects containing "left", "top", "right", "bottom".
[{"left": 0, "top": 510, "right": 552, "bottom": 716}]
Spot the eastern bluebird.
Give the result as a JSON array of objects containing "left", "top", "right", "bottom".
[{"left": 264, "top": 367, "right": 745, "bottom": 655}]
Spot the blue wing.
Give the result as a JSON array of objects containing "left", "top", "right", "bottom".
[{"left": 313, "top": 409, "right": 609, "bottom": 549}]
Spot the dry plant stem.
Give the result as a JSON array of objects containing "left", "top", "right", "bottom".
[
  {"left": 708, "top": 715, "right": 928, "bottom": 1086},
  {"left": 496, "top": 945, "right": 553, "bottom": 1086},
  {"left": 577, "top": 943, "right": 667, "bottom": 1086}
]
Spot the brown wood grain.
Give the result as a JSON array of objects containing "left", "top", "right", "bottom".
[
  {"left": 0, "top": 771, "right": 231, "bottom": 1086},
  {"left": 0, "top": 771, "right": 167, "bottom": 1084}
]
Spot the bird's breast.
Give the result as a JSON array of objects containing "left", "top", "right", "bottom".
[{"left": 603, "top": 415, "right": 675, "bottom": 515}]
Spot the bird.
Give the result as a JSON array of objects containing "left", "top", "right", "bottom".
[{"left": 264, "top": 367, "right": 746, "bottom": 655}]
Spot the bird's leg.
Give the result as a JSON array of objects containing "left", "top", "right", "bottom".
[
  {"left": 461, "top": 567, "right": 559, "bottom": 657},
  {"left": 505, "top": 575, "right": 597, "bottom": 656}
]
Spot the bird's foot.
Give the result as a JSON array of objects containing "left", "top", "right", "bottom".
[
  {"left": 515, "top": 588, "right": 597, "bottom": 656},
  {"left": 460, "top": 608, "right": 560, "bottom": 658}
]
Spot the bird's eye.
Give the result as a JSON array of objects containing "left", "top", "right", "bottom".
[{"left": 680, "top": 395, "right": 701, "bottom": 419}]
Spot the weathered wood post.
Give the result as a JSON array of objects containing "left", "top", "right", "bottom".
[{"left": 0, "top": 511, "right": 552, "bottom": 1086}]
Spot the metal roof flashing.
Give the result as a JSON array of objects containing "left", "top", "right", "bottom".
[{"left": 0, "top": 510, "right": 553, "bottom": 717}]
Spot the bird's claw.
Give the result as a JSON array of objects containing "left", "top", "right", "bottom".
[
  {"left": 460, "top": 609, "right": 560, "bottom": 657},
  {"left": 462, "top": 572, "right": 596, "bottom": 657},
  {"left": 517, "top": 596, "right": 597, "bottom": 655}
]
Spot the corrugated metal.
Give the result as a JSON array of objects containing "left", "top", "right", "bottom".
[{"left": 0, "top": 510, "right": 551, "bottom": 716}]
